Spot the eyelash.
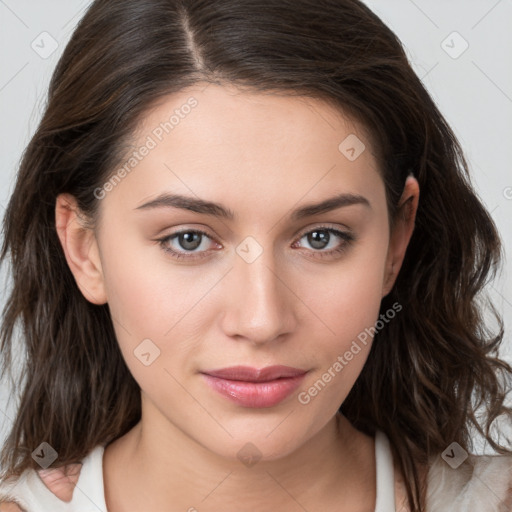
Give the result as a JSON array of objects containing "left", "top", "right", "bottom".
[{"left": 157, "top": 225, "right": 356, "bottom": 262}]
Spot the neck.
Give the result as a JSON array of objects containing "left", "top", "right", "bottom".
[{"left": 104, "top": 406, "right": 376, "bottom": 512}]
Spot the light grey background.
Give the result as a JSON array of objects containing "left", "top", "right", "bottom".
[{"left": 0, "top": 0, "right": 511, "bottom": 454}]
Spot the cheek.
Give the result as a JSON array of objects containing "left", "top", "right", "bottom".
[
  {"left": 295, "top": 277, "right": 383, "bottom": 413},
  {"left": 301, "top": 230, "right": 389, "bottom": 345},
  {"left": 99, "top": 222, "right": 195, "bottom": 332},
  {"left": 98, "top": 229, "right": 221, "bottom": 379},
  {"left": 293, "top": 228, "right": 389, "bottom": 402}
]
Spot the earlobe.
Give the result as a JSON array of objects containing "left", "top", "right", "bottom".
[
  {"left": 382, "top": 176, "right": 420, "bottom": 297},
  {"left": 55, "top": 194, "right": 107, "bottom": 305}
]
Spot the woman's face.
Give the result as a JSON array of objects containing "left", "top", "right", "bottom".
[{"left": 58, "top": 83, "right": 418, "bottom": 461}]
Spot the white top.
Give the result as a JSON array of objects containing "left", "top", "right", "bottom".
[
  {"left": 0, "top": 430, "right": 511, "bottom": 511},
  {"left": 0, "top": 444, "right": 107, "bottom": 512},
  {"left": 374, "top": 430, "right": 395, "bottom": 510}
]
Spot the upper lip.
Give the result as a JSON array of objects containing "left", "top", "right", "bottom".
[{"left": 201, "top": 365, "right": 307, "bottom": 382}]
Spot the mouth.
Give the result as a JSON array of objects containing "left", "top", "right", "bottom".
[{"left": 200, "top": 365, "right": 308, "bottom": 408}]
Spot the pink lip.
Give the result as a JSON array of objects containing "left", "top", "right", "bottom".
[{"left": 201, "top": 365, "right": 307, "bottom": 408}]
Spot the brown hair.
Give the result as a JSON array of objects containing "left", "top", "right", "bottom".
[{"left": 1, "top": 0, "right": 511, "bottom": 510}]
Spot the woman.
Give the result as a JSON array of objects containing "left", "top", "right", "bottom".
[{"left": 0, "top": 0, "right": 511, "bottom": 510}]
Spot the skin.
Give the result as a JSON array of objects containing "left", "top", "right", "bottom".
[{"left": 55, "top": 83, "right": 420, "bottom": 511}]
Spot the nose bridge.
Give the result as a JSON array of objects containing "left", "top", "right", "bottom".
[{"left": 223, "top": 236, "right": 295, "bottom": 343}]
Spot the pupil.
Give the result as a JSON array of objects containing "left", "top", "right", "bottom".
[
  {"left": 309, "top": 230, "right": 329, "bottom": 249},
  {"left": 180, "top": 232, "right": 201, "bottom": 250}
]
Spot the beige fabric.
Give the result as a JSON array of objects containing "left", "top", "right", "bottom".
[
  {"left": 425, "top": 453, "right": 512, "bottom": 511},
  {"left": 393, "top": 452, "right": 512, "bottom": 511}
]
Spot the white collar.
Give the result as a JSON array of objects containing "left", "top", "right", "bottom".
[{"left": 375, "top": 429, "right": 396, "bottom": 511}]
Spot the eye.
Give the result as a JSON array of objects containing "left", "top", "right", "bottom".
[
  {"left": 157, "top": 229, "right": 220, "bottom": 261},
  {"left": 292, "top": 225, "right": 355, "bottom": 259},
  {"left": 157, "top": 225, "right": 355, "bottom": 262}
]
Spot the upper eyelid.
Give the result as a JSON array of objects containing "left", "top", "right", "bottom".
[{"left": 295, "top": 224, "right": 352, "bottom": 237}]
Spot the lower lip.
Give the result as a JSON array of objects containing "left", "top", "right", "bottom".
[{"left": 201, "top": 373, "right": 306, "bottom": 408}]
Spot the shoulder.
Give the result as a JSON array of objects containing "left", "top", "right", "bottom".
[
  {"left": 425, "top": 452, "right": 512, "bottom": 511},
  {"left": 0, "top": 446, "right": 105, "bottom": 512},
  {"left": 0, "top": 502, "right": 25, "bottom": 512},
  {"left": 0, "top": 463, "right": 82, "bottom": 511},
  {"left": 0, "top": 472, "right": 30, "bottom": 512}
]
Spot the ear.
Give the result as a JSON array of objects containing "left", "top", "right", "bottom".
[
  {"left": 382, "top": 175, "right": 420, "bottom": 297},
  {"left": 55, "top": 193, "right": 107, "bottom": 305}
]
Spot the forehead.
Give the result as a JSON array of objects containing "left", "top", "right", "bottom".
[
  {"left": 102, "top": 83, "right": 385, "bottom": 221},
  {"left": 136, "top": 83, "right": 374, "bottom": 157}
]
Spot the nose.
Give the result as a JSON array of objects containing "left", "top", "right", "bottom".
[{"left": 220, "top": 244, "right": 297, "bottom": 345}]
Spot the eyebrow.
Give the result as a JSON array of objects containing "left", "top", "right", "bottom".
[{"left": 135, "top": 192, "right": 371, "bottom": 221}]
